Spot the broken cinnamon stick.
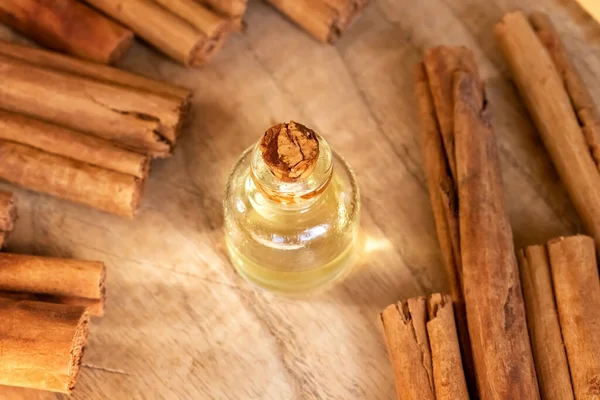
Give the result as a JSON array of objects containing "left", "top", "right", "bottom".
[
  {"left": 0, "top": 0, "right": 133, "bottom": 64},
  {"left": 0, "top": 190, "right": 17, "bottom": 249},
  {"left": 0, "top": 55, "right": 185, "bottom": 157},
  {"left": 380, "top": 295, "right": 469, "bottom": 400},
  {"left": 82, "top": 0, "right": 228, "bottom": 66},
  {"left": 0, "top": 298, "right": 89, "bottom": 393},
  {"left": 197, "top": 0, "right": 247, "bottom": 17},
  {"left": 426, "top": 294, "right": 469, "bottom": 400},
  {"left": 547, "top": 235, "right": 600, "bottom": 399},
  {"left": 380, "top": 297, "right": 435, "bottom": 400},
  {"left": 0, "top": 40, "right": 191, "bottom": 102},
  {"left": 0, "top": 253, "right": 105, "bottom": 317},
  {"left": 495, "top": 11, "right": 600, "bottom": 250},
  {"left": 0, "top": 110, "right": 149, "bottom": 178},
  {"left": 0, "top": 140, "right": 143, "bottom": 218},
  {"left": 454, "top": 69, "right": 540, "bottom": 398},
  {"left": 265, "top": 0, "right": 370, "bottom": 43},
  {"left": 517, "top": 246, "right": 574, "bottom": 400}
]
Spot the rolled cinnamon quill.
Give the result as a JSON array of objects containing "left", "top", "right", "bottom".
[
  {"left": 380, "top": 297, "right": 435, "bottom": 400},
  {"left": 265, "top": 0, "right": 370, "bottom": 43},
  {"left": 548, "top": 235, "right": 600, "bottom": 399},
  {"left": 379, "top": 295, "right": 469, "bottom": 400},
  {"left": 0, "top": 190, "right": 17, "bottom": 249},
  {"left": 415, "top": 47, "right": 479, "bottom": 395},
  {"left": 155, "top": 0, "right": 228, "bottom": 39},
  {"left": 517, "top": 246, "right": 574, "bottom": 400},
  {"left": 0, "top": 0, "right": 133, "bottom": 64},
  {"left": 0, "top": 40, "right": 191, "bottom": 102},
  {"left": 495, "top": 11, "right": 600, "bottom": 250},
  {"left": 198, "top": 0, "right": 247, "bottom": 17},
  {"left": 426, "top": 294, "right": 469, "bottom": 400},
  {"left": 0, "top": 140, "right": 143, "bottom": 218},
  {"left": 0, "top": 291, "right": 104, "bottom": 317},
  {"left": 0, "top": 253, "right": 105, "bottom": 317},
  {"left": 0, "top": 55, "right": 184, "bottom": 157},
  {"left": 0, "top": 110, "right": 149, "bottom": 178},
  {"left": 454, "top": 69, "right": 539, "bottom": 398},
  {"left": 82, "top": 0, "right": 228, "bottom": 66},
  {"left": 0, "top": 298, "right": 89, "bottom": 393}
]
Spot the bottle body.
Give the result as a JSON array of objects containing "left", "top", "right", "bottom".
[{"left": 224, "top": 139, "right": 360, "bottom": 294}]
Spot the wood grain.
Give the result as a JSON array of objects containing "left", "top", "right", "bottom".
[{"left": 0, "top": 0, "right": 599, "bottom": 398}]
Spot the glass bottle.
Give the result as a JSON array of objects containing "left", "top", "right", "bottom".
[{"left": 223, "top": 121, "right": 360, "bottom": 294}]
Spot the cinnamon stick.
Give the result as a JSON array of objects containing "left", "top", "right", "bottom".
[
  {"left": 82, "top": 0, "right": 228, "bottom": 66},
  {"left": 0, "top": 0, "right": 133, "bottom": 64},
  {"left": 423, "top": 46, "right": 480, "bottom": 183},
  {"left": 415, "top": 52, "right": 476, "bottom": 395},
  {"left": 0, "top": 110, "right": 149, "bottom": 178},
  {"left": 265, "top": 0, "right": 370, "bottom": 43},
  {"left": 0, "top": 40, "right": 191, "bottom": 102},
  {"left": 380, "top": 295, "right": 469, "bottom": 400},
  {"left": 0, "top": 298, "right": 89, "bottom": 393},
  {"left": 197, "top": 0, "right": 247, "bottom": 17},
  {"left": 415, "top": 62, "right": 462, "bottom": 305},
  {"left": 454, "top": 69, "right": 540, "bottom": 398},
  {"left": 426, "top": 294, "right": 469, "bottom": 400},
  {"left": 0, "top": 55, "right": 185, "bottom": 157},
  {"left": 380, "top": 297, "right": 435, "bottom": 400},
  {"left": 517, "top": 246, "right": 574, "bottom": 400},
  {"left": 0, "top": 190, "right": 17, "bottom": 249},
  {"left": 0, "top": 140, "right": 143, "bottom": 218},
  {"left": 0, "top": 253, "right": 105, "bottom": 317},
  {"left": 547, "top": 235, "right": 600, "bottom": 399},
  {"left": 155, "top": 0, "right": 228, "bottom": 39},
  {"left": 529, "top": 12, "right": 600, "bottom": 171},
  {"left": 0, "top": 291, "right": 104, "bottom": 317},
  {"left": 495, "top": 11, "right": 600, "bottom": 250}
]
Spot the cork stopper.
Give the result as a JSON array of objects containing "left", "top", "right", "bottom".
[{"left": 259, "top": 121, "right": 320, "bottom": 182}]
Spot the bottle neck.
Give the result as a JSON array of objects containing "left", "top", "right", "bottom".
[{"left": 250, "top": 135, "right": 334, "bottom": 205}]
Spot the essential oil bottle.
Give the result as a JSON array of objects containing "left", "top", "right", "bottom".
[{"left": 224, "top": 121, "right": 360, "bottom": 294}]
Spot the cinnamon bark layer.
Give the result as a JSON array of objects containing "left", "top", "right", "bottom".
[
  {"left": 518, "top": 246, "right": 574, "bottom": 400},
  {"left": 0, "top": 0, "right": 133, "bottom": 64},
  {"left": 155, "top": 0, "right": 228, "bottom": 38},
  {"left": 548, "top": 235, "right": 600, "bottom": 399},
  {"left": 0, "top": 253, "right": 105, "bottom": 317},
  {"left": 0, "top": 55, "right": 185, "bottom": 157},
  {"left": 198, "top": 0, "right": 247, "bottom": 17},
  {"left": 529, "top": 12, "right": 600, "bottom": 171},
  {"left": 415, "top": 48, "right": 478, "bottom": 395},
  {"left": 0, "top": 110, "right": 149, "bottom": 178},
  {"left": 0, "top": 140, "right": 143, "bottom": 218},
  {"left": 426, "top": 294, "right": 469, "bottom": 400},
  {"left": 265, "top": 0, "right": 370, "bottom": 43},
  {"left": 380, "top": 295, "right": 468, "bottom": 400},
  {"left": 380, "top": 297, "right": 435, "bottom": 400},
  {"left": 0, "top": 40, "right": 192, "bottom": 102},
  {"left": 0, "top": 298, "right": 89, "bottom": 393},
  {"left": 0, "top": 190, "right": 17, "bottom": 249},
  {"left": 496, "top": 11, "right": 600, "bottom": 250},
  {"left": 454, "top": 69, "right": 539, "bottom": 398},
  {"left": 82, "top": 0, "right": 229, "bottom": 66},
  {"left": 0, "top": 291, "right": 104, "bottom": 317}
]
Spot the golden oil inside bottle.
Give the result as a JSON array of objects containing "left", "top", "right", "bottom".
[{"left": 223, "top": 130, "right": 360, "bottom": 294}]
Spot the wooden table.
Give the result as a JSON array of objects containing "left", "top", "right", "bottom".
[{"left": 0, "top": 0, "right": 599, "bottom": 398}]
